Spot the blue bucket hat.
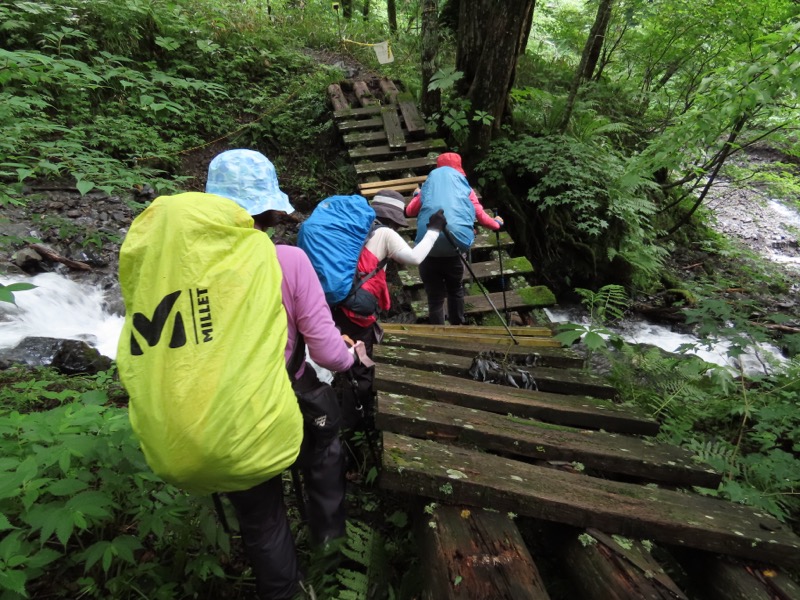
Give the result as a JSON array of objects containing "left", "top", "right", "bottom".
[{"left": 206, "top": 149, "right": 294, "bottom": 215}]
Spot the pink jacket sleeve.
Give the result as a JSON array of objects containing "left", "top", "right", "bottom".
[
  {"left": 470, "top": 189, "right": 500, "bottom": 231},
  {"left": 405, "top": 192, "right": 422, "bottom": 217},
  {"left": 276, "top": 245, "right": 354, "bottom": 376}
]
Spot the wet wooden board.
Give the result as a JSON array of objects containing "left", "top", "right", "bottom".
[
  {"left": 380, "top": 331, "right": 559, "bottom": 349},
  {"left": 359, "top": 183, "right": 421, "bottom": 198},
  {"left": 333, "top": 105, "right": 383, "bottom": 119},
  {"left": 343, "top": 130, "right": 388, "bottom": 144},
  {"left": 359, "top": 175, "right": 428, "bottom": 190},
  {"left": 355, "top": 156, "right": 438, "bottom": 175},
  {"left": 376, "top": 394, "right": 721, "bottom": 488},
  {"left": 336, "top": 116, "right": 383, "bottom": 131},
  {"left": 411, "top": 287, "right": 556, "bottom": 319},
  {"left": 421, "top": 505, "right": 551, "bottom": 600},
  {"left": 374, "top": 346, "right": 617, "bottom": 399},
  {"left": 380, "top": 334, "right": 584, "bottom": 368},
  {"left": 373, "top": 363, "right": 659, "bottom": 435},
  {"left": 380, "top": 323, "right": 554, "bottom": 337},
  {"left": 380, "top": 433, "right": 800, "bottom": 568},
  {"left": 399, "top": 99, "right": 427, "bottom": 137},
  {"left": 399, "top": 258, "right": 534, "bottom": 287},
  {"left": 381, "top": 106, "right": 406, "bottom": 149},
  {"left": 348, "top": 139, "right": 446, "bottom": 160}
]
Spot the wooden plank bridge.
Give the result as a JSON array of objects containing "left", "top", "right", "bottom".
[{"left": 327, "top": 80, "right": 800, "bottom": 599}]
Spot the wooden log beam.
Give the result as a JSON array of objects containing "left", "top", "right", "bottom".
[
  {"left": 327, "top": 83, "right": 348, "bottom": 111},
  {"left": 420, "top": 505, "right": 551, "bottom": 599},
  {"left": 29, "top": 244, "right": 91, "bottom": 271},
  {"left": 380, "top": 433, "right": 800, "bottom": 568},
  {"left": 374, "top": 346, "right": 618, "bottom": 400},
  {"left": 379, "top": 77, "right": 400, "bottom": 104},
  {"left": 560, "top": 528, "right": 689, "bottom": 600},
  {"left": 380, "top": 334, "right": 584, "bottom": 368},
  {"left": 373, "top": 363, "right": 659, "bottom": 435},
  {"left": 353, "top": 80, "right": 379, "bottom": 107},
  {"left": 673, "top": 548, "right": 800, "bottom": 600},
  {"left": 376, "top": 394, "right": 721, "bottom": 487}
]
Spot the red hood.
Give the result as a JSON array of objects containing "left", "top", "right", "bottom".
[{"left": 436, "top": 152, "right": 466, "bottom": 175}]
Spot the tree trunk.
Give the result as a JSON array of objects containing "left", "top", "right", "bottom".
[
  {"left": 362, "top": 0, "right": 370, "bottom": 20},
  {"left": 420, "top": 0, "right": 441, "bottom": 117},
  {"left": 342, "top": 0, "right": 353, "bottom": 19},
  {"left": 387, "top": 0, "right": 397, "bottom": 31},
  {"left": 561, "top": 0, "right": 615, "bottom": 132},
  {"left": 581, "top": 0, "right": 614, "bottom": 81},
  {"left": 455, "top": 0, "right": 535, "bottom": 162}
]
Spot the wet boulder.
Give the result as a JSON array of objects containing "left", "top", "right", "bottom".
[{"left": 0, "top": 337, "right": 112, "bottom": 375}]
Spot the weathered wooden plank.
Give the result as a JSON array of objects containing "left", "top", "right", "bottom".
[
  {"left": 399, "top": 257, "right": 534, "bottom": 288},
  {"left": 336, "top": 117, "right": 383, "bottom": 132},
  {"left": 411, "top": 287, "right": 557, "bottom": 319},
  {"left": 359, "top": 183, "right": 420, "bottom": 198},
  {"left": 359, "top": 175, "right": 429, "bottom": 190},
  {"left": 333, "top": 105, "right": 383, "bottom": 119},
  {"left": 380, "top": 323, "right": 554, "bottom": 338},
  {"left": 343, "top": 130, "right": 387, "bottom": 144},
  {"left": 348, "top": 139, "right": 446, "bottom": 160},
  {"left": 376, "top": 394, "right": 721, "bottom": 487},
  {"left": 380, "top": 331, "right": 558, "bottom": 349},
  {"left": 420, "top": 505, "right": 551, "bottom": 600},
  {"left": 399, "top": 99, "right": 427, "bottom": 138},
  {"left": 561, "top": 529, "right": 689, "bottom": 600},
  {"left": 355, "top": 156, "right": 437, "bottom": 175},
  {"left": 373, "top": 363, "right": 659, "bottom": 435},
  {"left": 674, "top": 548, "right": 800, "bottom": 600},
  {"left": 380, "top": 433, "right": 800, "bottom": 567},
  {"left": 381, "top": 106, "right": 406, "bottom": 150},
  {"left": 374, "top": 346, "right": 619, "bottom": 400},
  {"left": 380, "top": 334, "right": 584, "bottom": 368},
  {"left": 353, "top": 80, "right": 379, "bottom": 107},
  {"left": 379, "top": 77, "right": 400, "bottom": 104},
  {"left": 327, "top": 83, "right": 349, "bottom": 111}
]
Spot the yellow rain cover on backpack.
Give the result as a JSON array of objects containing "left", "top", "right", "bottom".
[{"left": 117, "top": 192, "right": 302, "bottom": 494}]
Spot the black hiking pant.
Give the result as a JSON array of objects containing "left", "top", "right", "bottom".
[
  {"left": 419, "top": 254, "right": 465, "bottom": 325},
  {"left": 227, "top": 365, "right": 346, "bottom": 599}
]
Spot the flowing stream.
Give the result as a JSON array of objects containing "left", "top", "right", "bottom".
[
  {"left": 0, "top": 197, "right": 797, "bottom": 368},
  {"left": 0, "top": 273, "right": 124, "bottom": 360}
]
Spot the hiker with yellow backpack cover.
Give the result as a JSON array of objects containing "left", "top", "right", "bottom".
[{"left": 118, "top": 149, "right": 357, "bottom": 600}]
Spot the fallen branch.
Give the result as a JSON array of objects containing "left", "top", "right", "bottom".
[
  {"left": 754, "top": 322, "right": 800, "bottom": 334},
  {"left": 29, "top": 244, "right": 91, "bottom": 271}
]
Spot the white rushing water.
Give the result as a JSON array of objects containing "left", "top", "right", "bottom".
[
  {"left": 0, "top": 273, "right": 124, "bottom": 360},
  {"left": 545, "top": 308, "right": 787, "bottom": 375}
]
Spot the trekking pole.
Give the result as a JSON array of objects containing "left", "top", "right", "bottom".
[
  {"left": 442, "top": 227, "right": 519, "bottom": 345},
  {"left": 494, "top": 209, "right": 509, "bottom": 323}
]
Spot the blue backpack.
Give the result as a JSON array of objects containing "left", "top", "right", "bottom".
[
  {"left": 414, "top": 166, "right": 476, "bottom": 256},
  {"left": 297, "top": 195, "right": 378, "bottom": 307}
]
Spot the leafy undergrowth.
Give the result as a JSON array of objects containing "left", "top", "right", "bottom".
[{"left": 0, "top": 367, "right": 418, "bottom": 600}]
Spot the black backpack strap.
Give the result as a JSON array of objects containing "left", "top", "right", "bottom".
[{"left": 286, "top": 331, "right": 306, "bottom": 384}]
